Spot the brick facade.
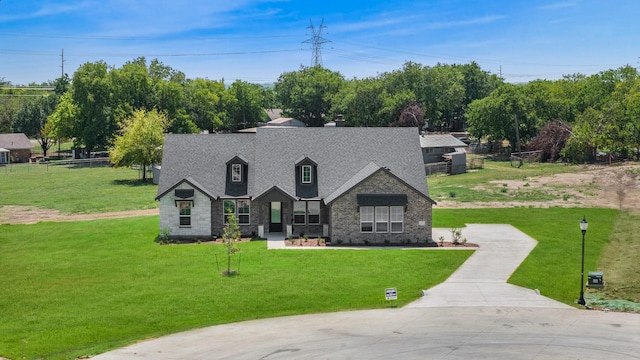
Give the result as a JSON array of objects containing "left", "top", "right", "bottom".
[
  {"left": 158, "top": 183, "right": 212, "bottom": 238},
  {"left": 329, "top": 170, "right": 433, "bottom": 245},
  {"left": 211, "top": 198, "right": 260, "bottom": 238}
]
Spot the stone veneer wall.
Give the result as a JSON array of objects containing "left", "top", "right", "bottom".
[
  {"left": 159, "top": 183, "right": 212, "bottom": 238},
  {"left": 211, "top": 199, "right": 259, "bottom": 238},
  {"left": 329, "top": 171, "right": 433, "bottom": 245}
]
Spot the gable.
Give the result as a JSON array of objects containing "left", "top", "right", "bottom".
[
  {"left": 0, "top": 133, "right": 33, "bottom": 150},
  {"left": 158, "top": 128, "right": 430, "bottom": 203},
  {"left": 254, "top": 127, "right": 429, "bottom": 201},
  {"left": 156, "top": 133, "right": 256, "bottom": 200}
]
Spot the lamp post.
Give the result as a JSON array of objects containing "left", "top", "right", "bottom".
[{"left": 578, "top": 217, "right": 588, "bottom": 306}]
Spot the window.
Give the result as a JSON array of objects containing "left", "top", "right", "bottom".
[
  {"left": 390, "top": 206, "right": 404, "bottom": 233},
  {"left": 231, "top": 164, "right": 242, "bottom": 182},
  {"left": 293, "top": 201, "right": 321, "bottom": 225},
  {"left": 301, "top": 165, "right": 312, "bottom": 184},
  {"left": 224, "top": 199, "right": 250, "bottom": 225},
  {"left": 237, "top": 199, "right": 250, "bottom": 225},
  {"left": 294, "top": 201, "right": 306, "bottom": 224},
  {"left": 308, "top": 201, "right": 320, "bottom": 224},
  {"left": 178, "top": 201, "right": 191, "bottom": 227},
  {"left": 360, "top": 206, "right": 373, "bottom": 233},
  {"left": 360, "top": 206, "right": 404, "bottom": 233},
  {"left": 375, "top": 206, "right": 389, "bottom": 233}
]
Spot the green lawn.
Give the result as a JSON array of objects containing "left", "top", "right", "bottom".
[
  {"left": 435, "top": 207, "right": 618, "bottom": 304},
  {"left": 0, "top": 216, "right": 472, "bottom": 360},
  {"left": 429, "top": 160, "right": 586, "bottom": 202},
  {"left": 0, "top": 163, "right": 631, "bottom": 358},
  {"left": 0, "top": 164, "right": 157, "bottom": 213}
]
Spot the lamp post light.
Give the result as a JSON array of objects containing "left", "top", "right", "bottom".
[{"left": 578, "top": 217, "right": 588, "bottom": 306}]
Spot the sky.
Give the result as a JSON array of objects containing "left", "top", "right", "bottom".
[{"left": 1, "top": 0, "right": 640, "bottom": 85}]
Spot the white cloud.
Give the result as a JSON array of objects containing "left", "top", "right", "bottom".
[
  {"left": 537, "top": 1, "right": 579, "bottom": 11},
  {"left": 425, "top": 15, "right": 507, "bottom": 30}
]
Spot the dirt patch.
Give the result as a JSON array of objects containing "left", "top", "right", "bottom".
[
  {"left": 0, "top": 206, "right": 158, "bottom": 225},
  {"left": 439, "top": 163, "right": 640, "bottom": 210}
]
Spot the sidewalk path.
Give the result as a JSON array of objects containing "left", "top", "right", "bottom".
[{"left": 407, "top": 224, "right": 572, "bottom": 308}]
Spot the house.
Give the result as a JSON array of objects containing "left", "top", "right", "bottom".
[
  {"left": 156, "top": 127, "right": 436, "bottom": 245},
  {"left": 419, "top": 134, "right": 468, "bottom": 175},
  {"left": 0, "top": 133, "right": 33, "bottom": 163},
  {"left": 237, "top": 116, "right": 306, "bottom": 133}
]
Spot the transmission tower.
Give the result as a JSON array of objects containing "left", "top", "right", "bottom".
[{"left": 303, "top": 18, "right": 331, "bottom": 67}]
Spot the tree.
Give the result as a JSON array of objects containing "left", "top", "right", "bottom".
[
  {"left": 275, "top": 66, "right": 344, "bottom": 126},
  {"left": 12, "top": 95, "right": 58, "bottom": 156},
  {"left": 184, "top": 78, "right": 226, "bottom": 132},
  {"left": 331, "top": 77, "right": 386, "bottom": 126},
  {"left": 48, "top": 91, "right": 78, "bottom": 144},
  {"left": 394, "top": 104, "right": 425, "bottom": 128},
  {"left": 71, "top": 61, "right": 117, "bottom": 155},
  {"left": 225, "top": 80, "right": 267, "bottom": 130},
  {"left": 526, "top": 120, "right": 572, "bottom": 162},
  {"left": 109, "top": 57, "right": 153, "bottom": 122},
  {"left": 466, "top": 84, "right": 537, "bottom": 152},
  {"left": 109, "top": 109, "right": 167, "bottom": 181},
  {"left": 221, "top": 214, "right": 241, "bottom": 276}
]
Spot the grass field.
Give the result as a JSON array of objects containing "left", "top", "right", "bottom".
[
  {"left": 428, "top": 160, "right": 585, "bottom": 202},
  {"left": 0, "top": 163, "right": 157, "bottom": 213},
  {"left": 0, "top": 216, "right": 472, "bottom": 360},
  {"left": 435, "top": 207, "right": 618, "bottom": 304},
  {"left": 0, "top": 162, "right": 637, "bottom": 359}
]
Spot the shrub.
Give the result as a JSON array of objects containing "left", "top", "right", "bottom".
[{"left": 155, "top": 227, "right": 172, "bottom": 244}]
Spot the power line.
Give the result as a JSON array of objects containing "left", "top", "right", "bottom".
[{"left": 303, "top": 19, "right": 331, "bottom": 67}]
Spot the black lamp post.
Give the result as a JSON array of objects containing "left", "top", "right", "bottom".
[{"left": 578, "top": 217, "right": 588, "bottom": 306}]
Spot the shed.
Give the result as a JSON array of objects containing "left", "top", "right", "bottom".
[{"left": 419, "top": 134, "right": 468, "bottom": 175}]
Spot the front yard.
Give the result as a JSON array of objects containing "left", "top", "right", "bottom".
[{"left": 0, "top": 216, "right": 471, "bottom": 360}]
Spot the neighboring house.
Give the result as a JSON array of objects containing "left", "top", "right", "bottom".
[
  {"left": 238, "top": 117, "right": 306, "bottom": 133},
  {"left": 156, "top": 127, "right": 436, "bottom": 245},
  {"left": 419, "top": 134, "right": 468, "bottom": 175},
  {"left": 0, "top": 133, "right": 33, "bottom": 163},
  {"left": 265, "top": 109, "right": 284, "bottom": 121}
]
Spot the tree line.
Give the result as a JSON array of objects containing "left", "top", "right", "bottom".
[
  {"left": 2, "top": 57, "right": 273, "bottom": 156},
  {"left": 2, "top": 58, "right": 640, "bottom": 164}
]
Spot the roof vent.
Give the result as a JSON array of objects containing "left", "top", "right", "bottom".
[{"left": 335, "top": 114, "right": 345, "bottom": 127}]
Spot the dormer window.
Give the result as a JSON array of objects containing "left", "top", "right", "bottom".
[
  {"left": 301, "top": 165, "right": 312, "bottom": 184},
  {"left": 231, "top": 164, "right": 242, "bottom": 182}
]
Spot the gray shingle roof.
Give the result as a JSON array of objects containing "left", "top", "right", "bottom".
[
  {"left": 419, "top": 134, "right": 468, "bottom": 148},
  {"left": 0, "top": 133, "right": 33, "bottom": 149},
  {"left": 157, "top": 127, "right": 431, "bottom": 201},
  {"left": 157, "top": 133, "right": 256, "bottom": 199}
]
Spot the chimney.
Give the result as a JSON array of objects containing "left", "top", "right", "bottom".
[{"left": 335, "top": 114, "right": 345, "bottom": 127}]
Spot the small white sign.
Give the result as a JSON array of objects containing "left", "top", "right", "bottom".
[
  {"left": 418, "top": 221, "right": 426, "bottom": 226},
  {"left": 385, "top": 288, "right": 397, "bottom": 301}
]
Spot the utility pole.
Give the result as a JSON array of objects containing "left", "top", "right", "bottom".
[
  {"left": 303, "top": 19, "right": 330, "bottom": 67},
  {"left": 60, "top": 48, "right": 65, "bottom": 78}
]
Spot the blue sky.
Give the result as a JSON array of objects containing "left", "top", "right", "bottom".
[{"left": 1, "top": 0, "right": 639, "bottom": 85}]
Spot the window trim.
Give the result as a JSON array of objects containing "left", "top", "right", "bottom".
[
  {"left": 307, "top": 201, "right": 320, "bottom": 224},
  {"left": 301, "top": 165, "right": 312, "bottom": 184},
  {"left": 223, "top": 199, "right": 250, "bottom": 225},
  {"left": 231, "top": 163, "right": 242, "bottom": 182},
  {"left": 360, "top": 205, "right": 404, "bottom": 233},
  {"left": 375, "top": 206, "right": 389, "bottom": 233},
  {"left": 360, "top": 206, "right": 374, "bottom": 233},
  {"left": 293, "top": 201, "right": 306, "bottom": 224},
  {"left": 390, "top": 206, "right": 404, "bottom": 233},
  {"left": 178, "top": 201, "right": 192, "bottom": 227}
]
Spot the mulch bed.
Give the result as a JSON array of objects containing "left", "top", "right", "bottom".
[{"left": 284, "top": 239, "right": 479, "bottom": 248}]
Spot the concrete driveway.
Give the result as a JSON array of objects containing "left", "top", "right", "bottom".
[{"left": 93, "top": 225, "right": 640, "bottom": 359}]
